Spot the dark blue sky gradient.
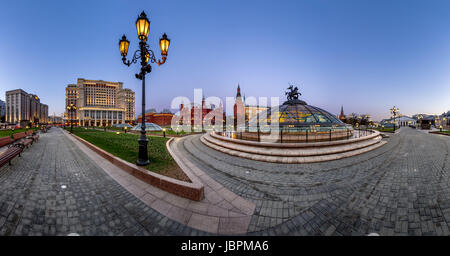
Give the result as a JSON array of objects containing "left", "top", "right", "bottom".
[{"left": 1, "top": 0, "right": 449, "bottom": 121}]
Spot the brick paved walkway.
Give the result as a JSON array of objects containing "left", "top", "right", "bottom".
[
  {"left": 1, "top": 127, "right": 449, "bottom": 235},
  {"left": 0, "top": 128, "right": 205, "bottom": 235},
  {"left": 175, "top": 128, "right": 450, "bottom": 235}
]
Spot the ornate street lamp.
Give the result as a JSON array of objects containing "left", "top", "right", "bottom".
[
  {"left": 389, "top": 106, "right": 399, "bottom": 132},
  {"left": 119, "top": 11, "right": 170, "bottom": 166},
  {"left": 67, "top": 104, "right": 77, "bottom": 133},
  {"left": 417, "top": 114, "right": 423, "bottom": 129}
]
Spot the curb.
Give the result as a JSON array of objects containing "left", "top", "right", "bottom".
[
  {"left": 429, "top": 131, "right": 450, "bottom": 136},
  {"left": 68, "top": 131, "right": 204, "bottom": 201}
]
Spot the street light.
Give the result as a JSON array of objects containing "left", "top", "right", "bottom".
[
  {"left": 119, "top": 11, "right": 170, "bottom": 166},
  {"left": 417, "top": 114, "right": 423, "bottom": 129},
  {"left": 389, "top": 106, "right": 399, "bottom": 132},
  {"left": 66, "top": 104, "right": 77, "bottom": 133}
]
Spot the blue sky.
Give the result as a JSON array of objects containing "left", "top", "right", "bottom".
[{"left": 0, "top": 0, "right": 449, "bottom": 121}]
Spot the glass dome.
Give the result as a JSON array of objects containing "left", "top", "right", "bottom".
[
  {"left": 132, "top": 123, "right": 163, "bottom": 131},
  {"left": 248, "top": 99, "right": 348, "bottom": 132},
  {"left": 113, "top": 123, "right": 133, "bottom": 128}
]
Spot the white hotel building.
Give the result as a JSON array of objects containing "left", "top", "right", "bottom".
[{"left": 65, "top": 78, "right": 135, "bottom": 127}]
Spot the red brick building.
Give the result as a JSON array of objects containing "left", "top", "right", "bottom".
[
  {"left": 137, "top": 112, "right": 174, "bottom": 126},
  {"left": 179, "top": 97, "right": 225, "bottom": 126}
]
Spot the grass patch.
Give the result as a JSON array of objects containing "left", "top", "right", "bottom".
[
  {"left": 0, "top": 128, "right": 39, "bottom": 138},
  {"left": 67, "top": 127, "right": 190, "bottom": 182},
  {"left": 373, "top": 127, "right": 395, "bottom": 132}
]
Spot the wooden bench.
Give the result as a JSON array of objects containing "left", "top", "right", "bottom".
[
  {"left": 25, "top": 130, "right": 39, "bottom": 143},
  {"left": 13, "top": 132, "right": 33, "bottom": 148},
  {"left": 0, "top": 145, "right": 23, "bottom": 167},
  {"left": 13, "top": 132, "right": 27, "bottom": 141},
  {"left": 0, "top": 136, "right": 14, "bottom": 148}
]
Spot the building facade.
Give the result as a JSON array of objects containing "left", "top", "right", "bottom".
[
  {"left": 137, "top": 111, "right": 174, "bottom": 127},
  {"left": 381, "top": 116, "right": 416, "bottom": 127},
  {"left": 179, "top": 97, "right": 225, "bottom": 128},
  {"left": 338, "top": 105, "right": 345, "bottom": 122},
  {"left": 233, "top": 84, "right": 269, "bottom": 128},
  {"left": 0, "top": 99, "right": 5, "bottom": 122},
  {"left": 65, "top": 78, "right": 135, "bottom": 127},
  {"left": 122, "top": 88, "right": 135, "bottom": 123},
  {"left": 5, "top": 89, "right": 48, "bottom": 125}
]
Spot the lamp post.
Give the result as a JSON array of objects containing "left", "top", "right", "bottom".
[
  {"left": 417, "top": 114, "right": 423, "bottom": 129},
  {"left": 66, "top": 104, "right": 77, "bottom": 133},
  {"left": 119, "top": 11, "right": 170, "bottom": 166},
  {"left": 390, "top": 106, "right": 399, "bottom": 132}
]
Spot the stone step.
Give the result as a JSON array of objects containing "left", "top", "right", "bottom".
[
  {"left": 201, "top": 134, "right": 386, "bottom": 164},
  {"left": 203, "top": 132, "right": 383, "bottom": 157}
]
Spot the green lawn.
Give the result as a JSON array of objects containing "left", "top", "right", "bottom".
[
  {"left": 83, "top": 126, "right": 189, "bottom": 135},
  {"left": 66, "top": 127, "right": 189, "bottom": 181},
  {"left": 0, "top": 128, "right": 39, "bottom": 138},
  {"left": 148, "top": 129, "right": 188, "bottom": 135},
  {"left": 373, "top": 127, "right": 395, "bottom": 132}
]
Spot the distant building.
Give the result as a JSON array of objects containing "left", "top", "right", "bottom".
[
  {"left": 137, "top": 111, "right": 174, "bottom": 127},
  {"left": 441, "top": 111, "right": 450, "bottom": 128},
  {"left": 5, "top": 89, "right": 48, "bottom": 125},
  {"left": 65, "top": 78, "right": 135, "bottom": 126},
  {"left": 381, "top": 116, "right": 416, "bottom": 127},
  {"left": 179, "top": 96, "right": 225, "bottom": 127},
  {"left": 122, "top": 88, "right": 135, "bottom": 123},
  {"left": 49, "top": 114, "right": 63, "bottom": 124},
  {"left": 338, "top": 105, "right": 346, "bottom": 122},
  {"left": 0, "top": 99, "right": 5, "bottom": 122},
  {"left": 233, "top": 84, "right": 269, "bottom": 128}
]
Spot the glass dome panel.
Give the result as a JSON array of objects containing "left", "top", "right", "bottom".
[{"left": 249, "top": 100, "right": 346, "bottom": 128}]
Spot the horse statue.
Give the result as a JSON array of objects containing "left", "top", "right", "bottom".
[{"left": 285, "top": 85, "right": 301, "bottom": 101}]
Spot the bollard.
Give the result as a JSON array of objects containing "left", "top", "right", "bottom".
[
  {"left": 329, "top": 129, "right": 332, "bottom": 141},
  {"left": 306, "top": 129, "right": 308, "bottom": 143},
  {"left": 280, "top": 129, "right": 283, "bottom": 143}
]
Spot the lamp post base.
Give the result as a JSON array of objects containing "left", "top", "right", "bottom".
[
  {"left": 136, "top": 159, "right": 150, "bottom": 166},
  {"left": 136, "top": 134, "right": 150, "bottom": 166}
]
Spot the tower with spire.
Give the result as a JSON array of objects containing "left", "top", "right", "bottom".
[
  {"left": 339, "top": 105, "right": 346, "bottom": 122},
  {"left": 234, "top": 84, "right": 244, "bottom": 129}
]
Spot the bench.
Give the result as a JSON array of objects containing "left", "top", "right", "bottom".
[
  {"left": 13, "top": 132, "right": 27, "bottom": 141},
  {"left": 13, "top": 132, "right": 33, "bottom": 148},
  {"left": 0, "top": 145, "right": 23, "bottom": 167},
  {"left": 25, "top": 130, "right": 39, "bottom": 143},
  {"left": 0, "top": 136, "right": 13, "bottom": 148}
]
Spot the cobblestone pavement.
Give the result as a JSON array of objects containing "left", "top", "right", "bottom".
[
  {"left": 0, "top": 128, "right": 207, "bottom": 236},
  {"left": 1, "top": 127, "right": 449, "bottom": 236},
  {"left": 176, "top": 128, "right": 450, "bottom": 235}
]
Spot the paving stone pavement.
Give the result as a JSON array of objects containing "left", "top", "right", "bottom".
[
  {"left": 174, "top": 128, "right": 450, "bottom": 235},
  {"left": 0, "top": 128, "right": 208, "bottom": 236},
  {"left": 1, "top": 127, "right": 449, "bottom": 236}
]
